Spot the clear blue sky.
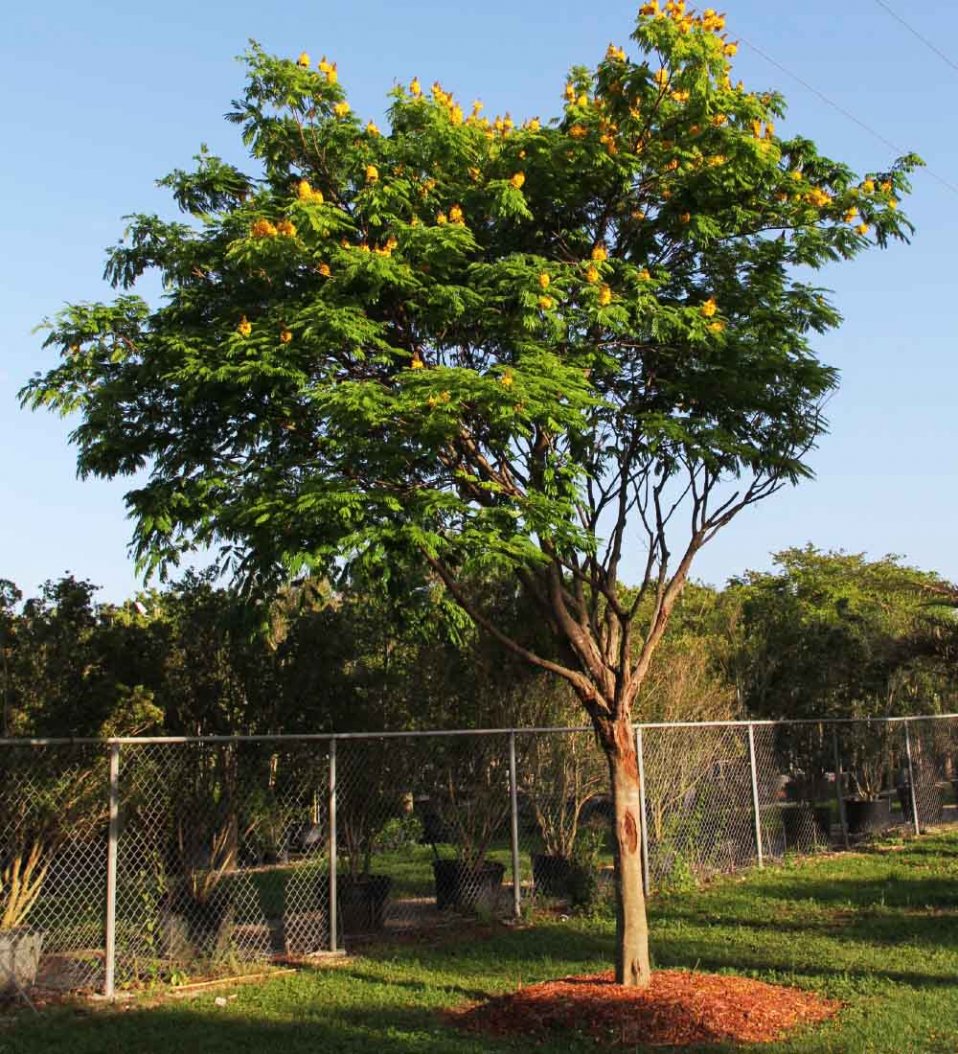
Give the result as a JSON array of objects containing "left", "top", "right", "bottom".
[{"left": 3, "top": 0, "right": 957, "bottom": 602}]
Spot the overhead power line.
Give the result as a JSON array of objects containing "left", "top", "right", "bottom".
[
  {"left": 739, "top": 34, "right": 958, "bottom": 199},
  {"left": 870, "top": 0, "right": 958, "bottom": 77}
]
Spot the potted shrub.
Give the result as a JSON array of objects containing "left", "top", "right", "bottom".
[
  {"left": 1, "top": 832, "right": 48, "bottom": 997},
  {"left": 427, "top": 740, "right": 509, "bottom": 913},
  {"left": 161, "top": 812, "right": 240, "bottom": 960},
  {"left": 842, "top": 725, "right": 893, "bottom": 835},
  {"left": 520, "top": 731, "right": 605, "bottom": 901},
  {"left": 330, "top": 740, "right": 404, "bottom": 937},
  {"left": 1, "top": 753, "right": 105, "bottom": 995}
]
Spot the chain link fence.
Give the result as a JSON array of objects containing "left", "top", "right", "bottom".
[{"left": 3, "top": 714, "right": 957, "bottom": 1000}]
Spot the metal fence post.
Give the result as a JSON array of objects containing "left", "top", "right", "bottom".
[
  {"left": 328, "top": 738, "right": 338, "bottom": 953},
  {"left": 635, "top": 726, "right": 650, "bottom": 897},
  {"left": 746, "top": 723, "right": 764, "bottom": 868},
  {"left": 831, "top": 725, "right": 850, "bottom": 849},
  {"left": 904, "top": 720, "right": 921, "bottom": 835},
  {"left": 103, "top": 743, "right": 120, "bottom": 999},
  {"left": 508, "top": 731, "right": 522, "bottom": 918}
]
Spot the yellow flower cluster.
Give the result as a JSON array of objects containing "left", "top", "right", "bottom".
[
  {"left": 333, "top": 101, "right": 350, "bottom": 118},
  {"left": 585, "top": 264, "right": 600, "bottom": 284},
  {"left": 411, "top": 354, "right": 424, "bottom": 369},
  {"left": 297, "top": 180, "right": 324, "bottom": 204},
  {"left": 276, "top": 219, "right": 297, "bottom": 237},
  {"left": 317, "top": 57, "right": 338, "bottom": 84},
  {"left": 538, "top": 296, "right": 555, "bottom": 311},
  {"left": 606, "top": 44, "right": 627, "bottom": 62},
  {"left": 251, "top": 219, "right": 278, "bottom": 238},
  {"left": 700, "top": 297, "right": 718, "bottom": 318},
  {"left": 856, "top": 223, "right": 870, "bottom": 236},
  {"left": 806, "top": 188, "right": 832, "bottom": 208},
  {"left": 510, "top": 172, "right": 526, "bottom": 189},
  {"left": 709, "top": 320, "right": 726, "bottom": 333},
  {"left": 591, "top": 245, "right": 608, "bottom": 262},
  {"left": 427, "top": 390, "right": 452, "bottom": 408},
  {"left": 526, "top": 117, "right": 541, "bottom": 132},
  {"left": 436, "top": 212, "right": 448, "bottom": 225},
  {"left": 365, "top": 164, "right": 379, "bottom": 183},
  {"left": 500, "top": 372, "right": 515, "bottom": 386},
  {"left": 318, "top": 262, "right": 331, "bottom": 277},
  {"left": 237, "top": 316, "right": 252, "bottom": 337},
  {"left": 373, "top": 236, "right": 399, "bottom": 257},
  {"left": 279, "top": 329, "right": 293, "bottom": 344},
  {"left": 538, "top": 273, "right": 551, "bottom": 290},
  {"left": 448, "top": 204, "right": 465, "bottom": 225},
  {"left": 409, "top": 77, "right": 422, "bottom": 97},
  {"left": 297, "top": 52, "right": 310, "bottom": 68},
  {"left": 598, "top": 284, "right": 613, "bottom": 306},
  {"left": 569, "top": 124, "right": 588, "bottom": 139},
  {"left": 366, "top": 121, "right": 380, "bottom": 136}
]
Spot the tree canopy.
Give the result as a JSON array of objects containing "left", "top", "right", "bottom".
[{"left": 24, "top": 6, "right": 915, "bottom": 722}]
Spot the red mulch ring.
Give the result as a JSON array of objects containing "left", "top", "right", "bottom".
[{"left": 446, "top": 970, "right": 841, "bottom": 1048}]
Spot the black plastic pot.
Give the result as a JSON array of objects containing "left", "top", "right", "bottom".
[
  {"left": 432, "top": 860, "right": 505, "bottom": 912},
  {"left": 532, "top": 853, "right": 575, "bottom": 896},
  {"left": 337, "top": 874, "right": 393, "bottom": 935},
  {"left": 781, "top": 804, "right": 831, "bottom": 848},
  {"left": 844, "top": 797, "right": 892, "bottom": 835},
  {"left": 161, "top": 886, "right": 235, "bottom": 960}
]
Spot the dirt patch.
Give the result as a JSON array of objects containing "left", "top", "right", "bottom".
[{"left": 447, "top": 970, "right": 840, "bottom": 1048}]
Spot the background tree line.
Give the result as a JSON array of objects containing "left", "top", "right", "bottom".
[{"left": 3, "top": 545, "right": 956, "bottom": 741}]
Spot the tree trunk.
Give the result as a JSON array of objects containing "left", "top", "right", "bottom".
[{"left": 605, "top": 720, "right": 651, "bottom": 987}]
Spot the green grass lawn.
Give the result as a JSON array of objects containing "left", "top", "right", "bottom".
[{"left": 6, "top": 829, "right": 958, "bottom": 1053}]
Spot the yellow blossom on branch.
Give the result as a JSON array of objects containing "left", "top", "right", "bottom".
[
  {"left": 333, "top": 101, "right": 350, "bottom": 118},
  {"left": 856, "top": 223, "right": 870, "bottom": 235},
  {"left": 410, "top": 354, "right": 424, "bottom": 369},
  {"left": 538, "top": 273, "right": 551, "bottom": 290},
  {"left": 591, "top": 245, "right": 608, "bottom": 262},
  {"left": 409, "top": 77, "right": 422, "bottom": 97},
  {"left": 585, "top": 264, "right": 600, "bottom": 284},
  {"left": 569, "top": 125, "right": 588, "bottom": 139},
  {"left": 296, "top": 179, "right": 323, "bottom": 203},
  {"left": 365, "top": 164, "right": 379, "bottom": 183},
  {"left": 297, "top": 52, "right": 310, "bottom": 68},
  {"left": 366, "top": 121, "right": 380, "bottom": 136},
  {"left": 436, "top": 212, "right": 448, "bottom": 225},
  {"left": 318, "top": 263, "right": 331, "bottom": 276},
  {"left": 251, "top": 219, "right": 278, "bottom": 238},
  {"left": 237, "top": 316, "right": 252, "bottom": 337},
  {"left": 276, "top": 219, "right": 297, "bottom": 237},
  {"left": 449, "top": 204, "right": 465, "bottom": 225},
  {"left": 510, "top": 172, "right": 526, "bottom": 189},
  {"left": 538, "top": 296, "right": 555, "bottom": 310},
  {"left": 709, "top": 320, "right": 726, "bottom": 334},
  {"left": 279, "top": 329, "right": 293, "bottom": 344},
  {"left": 598, "top": 284, "right": 612, "bottom": 306},
  {"left": 500, "top": 372, "right": 514, "bottom": 386},
  {"left": 700, "top": 297, "right": 718, "bottom": 318}
]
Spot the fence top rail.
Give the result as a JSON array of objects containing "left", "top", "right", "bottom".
[{"left": 1, "top": 712, "right": 956, "bottom": 748}]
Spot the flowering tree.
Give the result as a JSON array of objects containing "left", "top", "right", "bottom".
[{"left": 24, "top": 3, "right": 915, "bottom": 985}]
